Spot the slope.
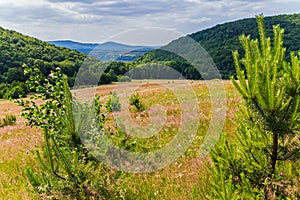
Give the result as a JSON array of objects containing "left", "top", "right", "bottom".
[
  {"left": 0, "top": 27, "right": 89, "bottom": 98},
  {"left": 135, "top": 14, "right": 300, "bottom": 79}
]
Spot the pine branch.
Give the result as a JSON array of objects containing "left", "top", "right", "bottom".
[
  {"left": 281, "top": 99, "right": 293, "bottom": 121},
  {"left": 252, "top": 97, "right": 265, "bottom": 118}
]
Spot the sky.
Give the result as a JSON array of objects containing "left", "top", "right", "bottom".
[{"left": 0, "top": 0, "right": 299, "bottom": 46}]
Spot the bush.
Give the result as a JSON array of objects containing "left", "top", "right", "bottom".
[
  {"left": 0, "top": 114, "right": 17, "bottom": 127},
  {"left": 118, "top": 75, "right": 132, "bottom": 82},
  {"left": 0, "top": 81, "right": 29, "bottom": 99},
  {"left": 106, "top": 92, "right": 121, "bottom": 112},
  {"left": 0, "top": 83, "right": 7, "bottom": 99},
  {"left": 4, "top": 85, "right": 26, "bottom": 99},
  {"left": 129, "top": 93, "right": 146, "bottom": 112}
]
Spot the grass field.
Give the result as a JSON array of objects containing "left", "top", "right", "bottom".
[
  {"left": 0, "top": 80, "right": 240, "bottom": 199},
  {"left": 0, "top": 100, "right": 42, "bottom": 199}
]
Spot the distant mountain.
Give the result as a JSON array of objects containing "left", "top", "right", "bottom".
[
  {"left": 136, "top": 14, "right": 300, "bottom": 78},
  {"left": 48, "top": 40, "right": 159, "bottom": 62},
  {"left": 47, "top": 40, "right": 98, "bottom": 54}
]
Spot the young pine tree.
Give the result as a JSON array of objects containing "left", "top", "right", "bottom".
[
  {"left": 200, "top": 15, "right": 300, "bottom": 199},
  {"left": 18, "top": 65, "right": 116, "bottom": 199}
]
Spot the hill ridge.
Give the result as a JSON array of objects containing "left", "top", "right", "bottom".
[
  {"left": 48, "top": 40, "right": 159, "bottom": 61},
  {"left": 136, "top": 13, "right": 300, "bottom": 78},
  {"left": 0, "top": 26, "right": 87, "bottom": 98}
]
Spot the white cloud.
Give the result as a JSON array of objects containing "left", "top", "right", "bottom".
[
  {"left": 0, "top": 0, "right": 298, "bottom": 44},
  {"left": 176, "top": 17, "right": 211, "bottom": 24},
  {"left": 273, "top": 0, "right": 300, "bottom": 2},
  {"left": 106, "top": 28, "right": 184, "bottom": 46}
]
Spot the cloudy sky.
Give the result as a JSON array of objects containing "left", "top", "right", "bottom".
[{"left": 0, "top": 0, "right": 299, "bottom": 45}]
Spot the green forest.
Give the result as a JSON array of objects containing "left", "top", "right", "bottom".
[
  {"left": 0, "top": 26, "right": 85, "bottom": 98},
  {"left": 0, "top": 27, "right": 133, "bottom": 98},
  {"left": 136, "top": 14, "right": 300, "bottom": 78}
]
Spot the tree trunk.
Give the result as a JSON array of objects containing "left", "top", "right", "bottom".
[{"left": 270, "top": 132, "right": 278, "bottom": 175}]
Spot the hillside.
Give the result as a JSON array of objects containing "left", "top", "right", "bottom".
[
  {"left": 0, "top": 28, "right": 87, "bottom": 79},
  {"left": 48, "top": 40, "right": 159, "bottom": 62},
  {"left": 0, "top": 27, "right": 87, "bottom": 98},
  {"left": 136, "top": 14, "right": 300, "bottom": 78},
  {"left": 0, "top": 27, "right": 141, "bottom": 99},
  {"left": 1, "top": 14, "right": 299, "bottom": 99}
]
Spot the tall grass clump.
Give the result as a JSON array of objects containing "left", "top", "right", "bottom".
[
  {"left": 0, "top": 114, "right": 16, "bottom": 127},
  {"left": 106, "top": 92, "right": 121, "bottom": 112},
  {"left": 197, "top": 15, "right": 300, "bottom": 199},
  {"left": 129, "top": 93, "right": 146, "bottom": 112}
]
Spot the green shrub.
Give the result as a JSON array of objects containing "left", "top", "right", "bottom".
[
  {"left": 129, "top": 93, "right": 146, "bottom": 112},
  {"left": 0, "top": 114, "right": 17, "bottom": 127},
  {"left": 106, "top": 92, "right": 121, "bottom": 112},
  {"left": 4, "top": 85, "right": 25, "bottom": 99},
  {"left": 0, "top": 83, "right": 7, "bottom": 99},
  {"left": 118, "top": 75, "right": 132, "bottom": 82},
  {"left": 0, "top": 81, "right": 29, "bottom": 99}
]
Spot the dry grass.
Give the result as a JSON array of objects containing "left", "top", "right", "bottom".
[
  {"left": 0, "top": 100, "right": 42, "bottom": 200},
  {"left": 0, "top": 80, "right": 240, "bottom": 199},
  {"left": 102, "top": 80, "right": 240, "bottom": 199}
]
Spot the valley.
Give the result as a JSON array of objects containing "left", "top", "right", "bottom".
[{"left": 0, "top": 13, "right": 299, "bottom": 199}]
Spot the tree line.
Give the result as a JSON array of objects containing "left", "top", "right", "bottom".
[{"left": 136, "top": 14, "right": 300, "bottom": 79}]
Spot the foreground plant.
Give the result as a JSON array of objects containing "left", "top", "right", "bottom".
[
  {"left": 199, "top": 15, "right": 300, "bottom": 199},
  {"left": 0, "top": 114, "right": 16, "bottom": 127},
  {"left": 106, "top": 92, "right": 121, "bottom": 112},
  {"left": 17, "top": 65, "right": 119, "bottom": 199},
  {"left": 129, "top": 93, "right": 146, "bottom": 112}
]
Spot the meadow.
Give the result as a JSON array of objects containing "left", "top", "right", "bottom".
[
  {"left": 1, "top": 15, "right": 299, "bottom": 199},
  {"left": 0, "top": 80, "right": 240, "bottom": 199}
]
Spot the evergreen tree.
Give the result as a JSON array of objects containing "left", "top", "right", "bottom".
[
  {"left": 232, "top": 14, "right": 300, "bottom": 176},
  {"left": 200, "top": 15, "right": 300, "bottom": 199},
  {"left": 17, "top": 65, "right": 117, "bottom": 199}
]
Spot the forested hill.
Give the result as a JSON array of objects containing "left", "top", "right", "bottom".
[
  {"left": 136, "top": 14, "right": 300, "bottom": 78},
  {"left": 1, "top": 14, "right": 299, "bottom": 98},
  {"left": 0, "top": 26, "right": 87, "bottom": 98},
  {"left": 0, "top": 27, "right": 87, "bottom": 82},
  {"left": 0, "top": 26, "right": 136, "bottom": 99}
]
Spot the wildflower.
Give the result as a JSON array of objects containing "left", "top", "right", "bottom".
[{"left": 280, "top": 172, "right": 284, "bottom": 177}]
